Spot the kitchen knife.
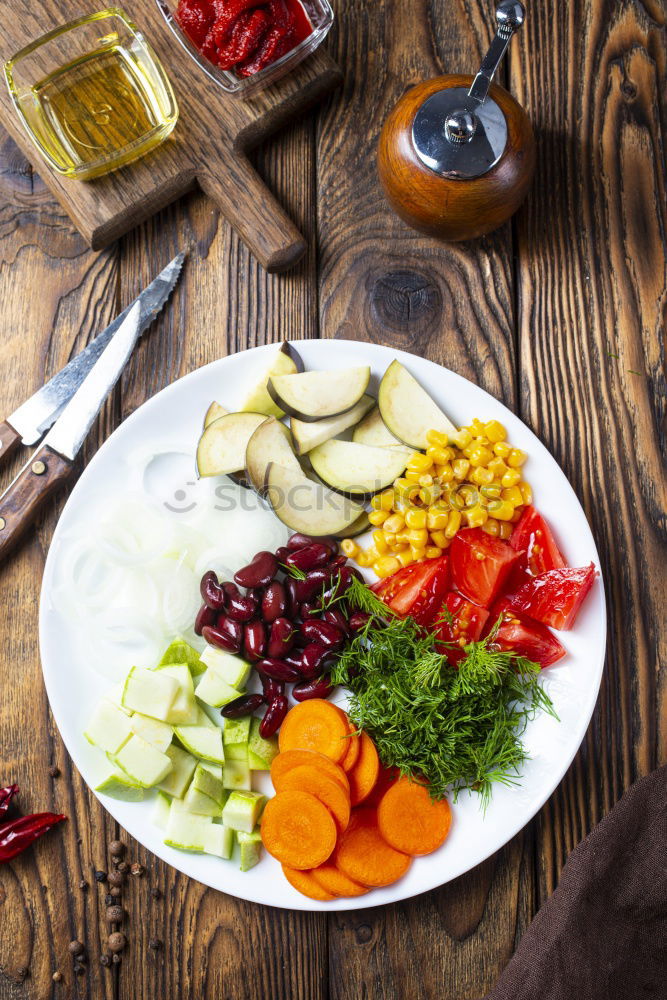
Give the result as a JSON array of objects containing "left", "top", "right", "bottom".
[{"left": 0, "top": 302, "right": 142, "bottom": 562}]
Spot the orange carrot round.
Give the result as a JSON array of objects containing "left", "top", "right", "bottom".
[
  {"left": 261, "top": 790, "right": 337, "bottom": 870},
  {"left": 377, "top": 777, "right": 452, "bottom": 856},
  {"left": 278, "top": 700, "right": 350, "bottom": 763},
  {"left": 271, "top": 750, "right": 349, "bottom": 794},
  {"left": 347, "top": 730, "right": 380, "bottom": 806},
  {"left": 365, "top": 764, "right": 401, "bottom": 808},
  {"left": 311, "top": 864, "right": 369, "bottom": 898},
  {"left": 341, "top": 727, "right": 360, "bottom": 773},
  {"left": 275, "top": 764, "right": 350, "bottom": 834},
  {"left": 335, "top": 809, "right": 411, "bottom": 887},
  {"left": 282, "top": 865, "right": 335, "bottom": 901}
]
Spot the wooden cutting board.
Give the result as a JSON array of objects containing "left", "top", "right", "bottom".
[{"left": 0, "top": 0, "right": 341, "bottom": 271}]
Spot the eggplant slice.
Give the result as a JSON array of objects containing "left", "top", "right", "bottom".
[
  {"left": 239, "top": 342, "right": 304, "bottom": 418},
  {"left": 267, "top": 367, "right": 371, "bottom": 422},
  {"left": 196, "top": 412, "right": 267, "bottom": 477},
  {"left": 203, "top": 401, "right": 228, "bottom": 430},
  {"left": 351, "top": 405, "right": 403, "bottom": 448},
  {"left": 245, "top": 417, "right": 301, "bottom": 493},
  {"left": 265, "top": 463, "right": 365, "bottom": 536},
  {"left": 378, "top": 360, "right": 457, "bottom": 450},
  {"left": 290, "top": 394, "right": 375, "bottom": 455},
  {"left": 308, "top": 439, "right": 413, "bottom": 498}
]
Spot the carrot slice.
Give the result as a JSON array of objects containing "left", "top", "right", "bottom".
[
  {"left": 271, "top": 750, "right": 349, "bottom": 794},
  {"left": 282, "top": 865, "right": 335, "bottom": 901},
  {"left": 377, "top": 777, "right": 452, "bottom": 856},
  {"left": 278, "top": 700, "right": 350, "bottom": 764},
  {"left": 311, "top": 863, "right": 369, "bottom": 898},
  {"left": 275, "top": 764, "right": 350, "bottom": 834},
  {"left": 261, "top": 790, "right": 337, "bottom": 869},
  {"left": 347, "top": 730, "right": 380, "bottom": 805},
  {"left": 335, "top": 809, "right": 411, "bottom": 887},
  {"left": 341, "top": 727, "right": 360, "bottom": 773},
  {"left": 365, "top": 764, "right": 401, "bottom": 808}
]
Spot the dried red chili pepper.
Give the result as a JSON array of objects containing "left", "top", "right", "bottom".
[
  {"left": 0, "top": 784, "right": 19, "bottom": 817},
  {"left": 0, "top": 812, "right": 66, "bottom": 863}
]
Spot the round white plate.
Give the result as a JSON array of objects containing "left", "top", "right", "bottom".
[{"left": 39, "top": 340, "right": 606, "bottom": 910}]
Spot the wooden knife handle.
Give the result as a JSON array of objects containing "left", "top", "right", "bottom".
[
  {"left": 0, "top": 420, "right": 21, "bottom": 467},
  {"left": 0, "top": 445, "right": 74, "bottom": 562}
]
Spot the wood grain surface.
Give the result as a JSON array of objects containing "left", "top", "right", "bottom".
[{"left": 0, "top": 1, "right": 664, "bottom": 998}]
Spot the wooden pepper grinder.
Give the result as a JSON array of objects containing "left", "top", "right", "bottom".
[{"left": 377, "top": 2, "right": 535, "bottom": 241}]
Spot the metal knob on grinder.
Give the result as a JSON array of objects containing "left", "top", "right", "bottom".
[{"left": 377, "top": 2, "right": 535, "bottom": 241}]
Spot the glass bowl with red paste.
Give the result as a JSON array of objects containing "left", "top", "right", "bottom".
[{"left": 155, "top": 0, "right": 333, "bottom": 95}]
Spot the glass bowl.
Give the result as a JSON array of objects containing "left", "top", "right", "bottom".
[
  {"left": 4, "top": 8, "right": 178, "bottom": 180},
  {"left": 154, "top": 0, "right": 334, "bottom": 98}
]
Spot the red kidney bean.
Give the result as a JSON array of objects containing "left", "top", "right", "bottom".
[
  {"left": 292, "top": 676, "right": 335, "bottom": 701},
  {"left": 294, "top": 565, "right": 338, "bottom": 603},
  {"left": 221, "top": 583, "right": 257, "bottom": 622},
  {"left": 261, "top": 676, "right": 285, "bottom": 702},
  {"left": 300, "top": 619, "right": 345, "bottom": 649},
  {"left": 348, "top": 610, "right": 371, "bottom": 633},
  {"left": 220, "top": 693, "right": 264, "bottom": 718},
  {"left": 216, "top": 614, "right": 244, "bottom": 647},
  {"left": 282, "top": 651, "right": 305, "bottom": 670},
  {"left": 274, "top": 546, "right": 290, "bottom": 563},
  {"left": 200, "top": 570, "right": 226, "bottom": 611},
  {"left": 256, "top": 658, "right": 301, "bottom": 682},
  {"left": 244, "top": 620, "right": 266, "bottom": 662},
  {"left": 285, "top": 543, "right": 332, "bottom": 572},
  {"left": 234, "top": 551, "right": 278, "bottom": 589},
  {"left": 298, "top": 601, "right": 321, "bottom": 620},
  {"left": 202, "top": 624, "right": 241, "bottom": 654},
  {"left": 267, "top": 617, "right": 296, "bottom": 658},
  {"left": 194, "top": 604, "right": 216, "bottom": 636},
  {"left": 322, "top": 608, "right": 350, "bottom": 635},
  {"left": 299, "top": 642, "right": 334, "bottom": 679},
  {"left": 261, "top": 581, "right": 287, "bottom": 623},
  {"left": 285, "top": 577, "right": 300, "bottom": 618},
  {"left": 260, "top": 695, "right": 289, "bottom": 738},
  {"left": 287, "top": 534, "right": 337, "bottom": 555}
]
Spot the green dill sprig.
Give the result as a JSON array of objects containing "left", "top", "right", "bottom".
[{"left": 281, "top": 563, "right": 307, "bottom": 580}]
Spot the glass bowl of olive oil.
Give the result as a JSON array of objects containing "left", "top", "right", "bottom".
[{"left": 4, "top": 8, "right": 178, "bottom": 180}]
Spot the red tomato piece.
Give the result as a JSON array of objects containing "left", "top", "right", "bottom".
[
  {"left": 507, "top": 564, "right": 597, "bottom": 631},
  {"left": 510, "top": 506, "right": 567, "bottom": 576},
  {"left": 450, "top": 528, "right": 523, "bottom": 608},
  {"left": 486, "top": 599, "right": 566, "bottom": 667},
  {"left": 435, "top": 592, "right": 489, "bottom": 664},
  {"left": 371, "top": 556, "right": 450, "bottom": 624}
]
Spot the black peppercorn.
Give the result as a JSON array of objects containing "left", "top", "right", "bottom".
[
  {"left": 100, "top": 955, "right": 111, "bottom": 968},
  {"left": 52, "top": 971, "right": 63, "bottom": 982},
  {"left": 112, "top": 954, "right": 122, "bottom": 966},
  {"left": 79, "top": 880, "right": 88, "bottom": 891},
  {"left": 106, "top": 905, "right": 124, "bottom": 924},
  {"left": 150, "top": 887, "right": 161, "bottom": 900},
  {"left": 68, "top": 941, "right": 84, "bottom": 957},
  {"left": 108, "top": 932, "right": 126, "bottom": 953},
  {"left": 107, "top": 870, "right": 125, "bottom": 888},
  {"left": 48, "top": 765, "right": 60, "bottom": 778},
  {"left": 94, "top": 870, "right": 107, "bottom": 883},
  {"left": 108, "top": 839, "right": 126, "bottom": 856},
  {"left": 130, "top": 862, "right": 144, "bottom": 877},
  {"left": 110, "top": 886, "right": 122, "bottom": 898},
  {"left": 104, "top": 893, "right": 114, "bottom": 906},
  {"left": 116, "top": 861, "right": 129, "bottom": 874}
]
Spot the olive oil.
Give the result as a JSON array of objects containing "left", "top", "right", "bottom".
[{"left": 10, "top": 25, "right": 178, "bottom": 179}]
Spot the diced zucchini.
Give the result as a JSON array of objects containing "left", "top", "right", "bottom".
[
  {"left": 237, "top": 828, "right": 263, "bottom": 872},
  {"left": 105, "top": 684, "right": 133, "bottom": 716},
  {"left": 247, "top": 717, "right": 279, "bottom": 770},
  {"left": 222, "top": 790, "right": 267, "bottom": 833},
  {"left": 113, "top": 734, "right": 173, "bottom": 788},
  {"left": 182, "top": 784, "right": 221, "bottom": 817},
  {"left": 223, "top": 716, "right": 251, "bottom": 762},
  {"left": 174, "top": 723, "right": 224, "bottom": 764},
  {"left": 156, "top": 664, "right": 198, "bottom": 725},
  {"left": 121, "top": 666, "right": 179, "bottom": 721},
  {"left": 158, "top": 638, "right": 205, "bottom": 676},
  {"left": 152, "top": 790, "right": 173, "bottom": 829},
  {"left": 223, "top": 758, "right": 251, "bottom": 791},
  {"left": 192, "top": 762, "right": 225, "bottom": 807},
  {"left": 164, "top": 809, "right": 213, "bottom": 851},
  {"left": 84, "top": 699, "right": 134, "bottom": 755},
  {"left": 157, "top": 744, "right": 198, "bottom": 799},
  {"left": 131, "top": 713, "right": 173, "bottom": 753},
  {"left": 195, "top": 668, "right": 241, "bottom": 708},
  {"left": 94, "top": 768, "right": 145, "bottom": 802},
  {"left": 203, "top": 824, "right": 234, "bottom": 860},
  {"left": 200, "top": 647, "right": 252, "bottom": 690}
]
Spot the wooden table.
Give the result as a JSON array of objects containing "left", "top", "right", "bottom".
[{"left": 0, "top": 1, "right": 664, "bottom": 997}]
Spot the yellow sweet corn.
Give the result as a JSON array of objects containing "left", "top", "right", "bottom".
[
  {"left": 405, "top": 508, "right": 427, "bottom": 530},
  {"left": 425, "top": 545, "right": 442, "bottom": 559},
  {"left": 374, "top": 556, "right": 401, "bottom": 578},
  {"left": 372, "top": 529, "right": 390, "bottom": 554},
  {"left": 341, "top": 539, "right": 360, "bottom": 558},
  {"left": 368, "top": 508, "right": 389, "bottom": 526}
]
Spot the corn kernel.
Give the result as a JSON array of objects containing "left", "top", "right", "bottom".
[
  {"left": 511, "top": 507, "right": 523, "bottom": 523},
  {"left": 394, "top": 531, "right": 410, "bottom": 545},
  {"left": 507, "top": 448, "right": 527, "bottom": 468},
  {"left": 499, "top": 522, "right": 513, "bottom": 540},
  {"left": 452, "top": 458, "right": 470, "bottom": 481},
  {"left": 409, "top": 545, "right": 426, "bottom": 561},
  {"left": 493, "top": 501, "right": 515, "bottom": 521},
  {"left": 483, "top": 518, "right": 500, "bottom": 537},
  {"left": 425, "top": 545, "right": 443, "bottom": 559},
  {"left": 407, "top": 528, "right": 428, "bottom": 547},
  {"left": 452, "top": 428, "right": 473, "bottom": 449},
  {"left": 455, "top": 484, "right": 477, "bottom": 509},
  {"left": 419, "top": 486, "right": 439, "bottom": 505},
  {"left": 445, "top": 510, "right": 462, "bottom": 539},
  {"left": 469, "top": 446, "right": 494, "bottom": 468},
  {"left": 487, "top": 457, "right": 508, "bottom": 478},
  {"left": 374, "top": 555, "right": 401, "bottom": 578},
  {"left": 368, "top": 508, "right": 389, "bottom": 526},
  {"left": 356, "top": 550, "right": 372, "bottom": 567},
  {"left": 501, "top": 468, "right": 521, "bottom": 488},
  {"left": 427, "top": 507, "right": 449, "bottom": 531},
  {"left": 493, "top": 441, "right": 511, "bottom": 459},
  {"left": 484, "top": 420, "right": 507, "bottom": 443},
  {"left": 372, "top": 490, "right": 395, "bottom": 511},
  {"left": 426, "top": 429, "right": 450, "bottom": 447},
  {"left": 341, "top": 539, "right": 359, "bottom": 558},
  {"left": 405, "top": 469, "right": 424, "bottom": 483},
  {"left": 372, "top": 529, "right": 390, "bottom": 554},
  {"left": 465, "top": 505, "right": 488, "bottom": 528},
  {"left": 470, "top": 418, "right": 485, "bottom": 435},
  {"left": 435, "top": 462, "right": 454, "bottom": 483},
  {"left": 418, "top": 474, "right": 434, "bottom": 488},
  {"left": 366, "top": 547, "right": 379, "bottom": 561},
  {"left": 406, "top": 452, "right": 433, "bottom": 473},
  {"left": 519, "top": 481, "right": 533, "bottom": 504},
  {"left": 470, "top": 467, "right": 495, "bottom": 486},
  {"left": 429, "top": 530, "right": 449, "bottom": 549},
  {"left": 405, "top": 508, "right": 427, "bottom": 530},
  {"left": 480, "top": 483, "right": 502, "bottom": 505},
  {"left": 426, "top": 445, "right": 451, "bottom": 465},
  {"left": 383, "top": 513, "right": 405, "bottom": 534},
  {"left": 383, "top": 532, "right": 397, "bottom": 549},
  {"left": 394, "top": 547, "right": 414, "bottom": 568},
  {"left": 501, "top": 486, "right": 523, "bottom": 507}
]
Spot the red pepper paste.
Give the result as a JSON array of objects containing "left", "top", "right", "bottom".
[{"left": 176, "top": 0, "right": 313, "bottom": 77}]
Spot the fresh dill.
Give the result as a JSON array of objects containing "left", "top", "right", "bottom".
[
  {"left": 281, "top": 563, "right": 307, "bottom": 580},
  {"left": 331, "top": 590, "right": 557, "bottom": 808}
]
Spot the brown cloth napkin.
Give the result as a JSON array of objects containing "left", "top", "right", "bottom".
[{"left": 486, "top": 765, "right": 667, "bottom": 1000}]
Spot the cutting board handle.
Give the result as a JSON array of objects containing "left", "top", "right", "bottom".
[{"left": 198, "top": 155, "right": 307, "bottom": 273}]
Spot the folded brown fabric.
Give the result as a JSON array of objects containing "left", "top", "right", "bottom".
[{"left": 486, "top": 765, "right": 667, "bottom": 1000}]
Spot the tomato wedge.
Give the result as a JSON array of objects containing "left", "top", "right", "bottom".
[
  {"left": 435, "top": 592, "right": 489, "bottom": 664},
  {"left": 510, "top": 506, "right": 567, "bottom": 576},
  {"left": 507, "top": 563, "right": 596, "bottom": 631},
  {"left": 372, "top": 556, "right": 450, "bottom": 623},
  {"left": 486, "top": 599, "right": 566, "bottom": 667},
  {"left": 450, "top": 528, "right": 523, "bottom": 608}
]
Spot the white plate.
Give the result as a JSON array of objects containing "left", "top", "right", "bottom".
[{"left": 39, "top": 340, "right": 606, "bottom": 910}]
